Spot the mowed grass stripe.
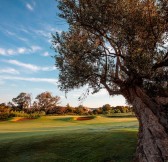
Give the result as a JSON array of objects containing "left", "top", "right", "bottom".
[{"left": 0, "top": 116, "right": 138, "bottom": 162}]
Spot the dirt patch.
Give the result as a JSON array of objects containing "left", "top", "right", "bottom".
[{"left": 75, "top": 116, "right": 94, "bottom": 121}]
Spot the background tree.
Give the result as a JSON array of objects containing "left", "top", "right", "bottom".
[
  {"left": 53, "top": 0, "right": 168, "bottom": 161},
  {"left": 47, "top": 106, "right": 67, "bottom": 115},
  {"left": 102, "top": 104, "right": 111, "bottom": 114},
  {"left": 32, "top": 101, "right": 39, "bottom": 111},
  {"left": 74, "top": 105, "right": 86, "bottom": 115},
  {"left": 93, "top": 107, "right": 103, "bottom": 115},
  {"left": 66, "top": 103, "right": 74, "bottom": 114},
  {"left": 35, "top": 91, "right": 61, "bottom": 112},
  {"left": 12, "top": 92, "right": 31, "bottom": 111},
  {"left": 7, "top": 102, "right": 16, "bottom": 109},
  {"left": 0, "top": 103, "right": 13, "bottom": 120}
]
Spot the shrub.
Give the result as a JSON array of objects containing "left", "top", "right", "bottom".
[
  {"left": 0, "top": 104, "right": 14, "bottom": 120},
  {"left": 11, "top": 111, "right": 46, "bottom": 119}
]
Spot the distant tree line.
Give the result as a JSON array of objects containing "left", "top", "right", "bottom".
[
  {"left": 0, "top": 92, "right": 133, "bottom": 120},
  {"left": 92, "top": 104, "right": 133, "bottom": 115}
]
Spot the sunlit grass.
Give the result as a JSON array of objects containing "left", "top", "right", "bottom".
[{"left": 0, "top": 115, "right": 138, "bottom": 162}]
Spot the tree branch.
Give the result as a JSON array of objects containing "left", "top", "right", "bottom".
[
  {"left": 100, "top": 79, "right": 121, "bottom": 96},
  {"left": 152, "top": 52, "right": 168, "bottom": 70}
]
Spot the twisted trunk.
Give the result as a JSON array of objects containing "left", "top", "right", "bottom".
[{"left": 123, "top": 86, "right": 168, "bottom": 162}]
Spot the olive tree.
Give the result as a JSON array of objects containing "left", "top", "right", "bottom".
[{"left": 52, "top": 0, "right": 168, "bottom": 161}]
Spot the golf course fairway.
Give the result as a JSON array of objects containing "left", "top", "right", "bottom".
[{"left": 0, "top": 115, "right": 138, "bottom": 162}]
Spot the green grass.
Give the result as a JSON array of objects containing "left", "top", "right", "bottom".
[
  {"left": 0, "top": 115, "right": 138, "bottom": 162},
  {"left": 106, "top": 112, "right": 135, "bottom": 118}
]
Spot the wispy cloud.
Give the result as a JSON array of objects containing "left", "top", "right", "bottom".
[
  {"left": 0, "top": 48, "right": 5, "bottom": 55},
  {"left": 0, "top": 76, "right": 57, "bottom": 85},
  {"left": 46, "top": 26, "right": 62, "bottom": 34},
  {"left": 4, "top": 30, "right": 28, "bottom": 42},
  {"left": 32, "top": 26, "right": 62, "bottom": 37},
  {"left": 20, "top": 27, "right": 29, "bottom": 33},
  {"left": 5, "top": 30, "right": 15, "bottom": 36},
  {"left": 3, "top": 59, "right": 56, "bottom": 72},
  {"left": 30, "top": 25, "right": 62, "bottom": 43},
  {"left": 42, "top": 52, "right": 50, "bottom": 57},
  {"left": 0, "top": 68, "right": 20, "bottom": 75},
  {"left": 0, "top": 46, "right": 41, "bottom": 56},
  {"left": 17, "top": 37, "right": 28, "bottom": 42},
  {"left": 26, "top": 3, "right": 34, "bottom": 11},
  {"left": 31, "top": 46, "right": 41, "bottom": 52}
]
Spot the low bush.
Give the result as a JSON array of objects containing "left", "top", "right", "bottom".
[
  {"left": 0, "top": 104, "right": 14, "bottom": 120},
  {"left": 11, "top": 111, "right": 46, "bottom": 119}
]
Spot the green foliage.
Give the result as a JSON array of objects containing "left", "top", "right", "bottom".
[
  {"left": 12, "top": 92, "right": 31, "bottom": 110},
  {"left": 102, "top": 104, "right": 111, "bottom": 114},
  {"left": 11, "top": 111, "right": 45, "bottom": 119},
  {"left": 66, "top": 104, "right": 74, "bottom": 114},
  {"left": 112, "top": 106, "right": 133, "bottom": 113},
  {"left": 93, "top": 105, "right": 133, "bottom": 115},
  {"left": 53, "top": 0, "right": 168, "bottom": 104},
  {"left": 0, "top": 104, "right": 13, "bottom": 120},
  {"left": 93, "top": 107, "right": 103, "bottom": 114},
  {"left": 35, "top": 91, "right": 61, "bottom": 111},
  {"left": 0, "top": 103, "right": 45, "bottom": 120}
]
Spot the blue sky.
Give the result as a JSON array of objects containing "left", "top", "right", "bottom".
[{"left": 0, "top": 0, "right": 126, "bottom": 107}]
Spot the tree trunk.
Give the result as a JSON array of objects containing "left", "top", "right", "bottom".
[{"left": 123, "top": 86, "right": 168, "bottom": 162}]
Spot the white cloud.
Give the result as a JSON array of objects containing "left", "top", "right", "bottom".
[
  {"left": 4, "top": 30, "right": 28, "bottom": 42},
  {"left": 46, "top": 26, "right": 62, "bottom": 34},
  {"left": 3, "top": 59, "right": 56, "bottom": 72},
  {"left": 0, "top": 48, "right": 5, "bottom": 55},
  {"left": 0, "top": 76, "right": 57, "bottom": 85},
  {"left": 40, "top": 66, "right": 56, "bottom": 71},
  {"left": 32, "top": 29, "right": 49, "bottom": 38},
  {"left": 31, "top": 25, "right": 62, "bottom": 43},
  {"left": 0, "top": 68, "right": 20, "bottom": 75},
  {"left": 0, "top": 46, "right": 41, "bottom": 56},
  {"left": 20, "top": 27, "right": 29, "bottom": 33},
  {"left": 31, "top": 46, "right": 42, "bottom": 52},
  {"left": 17, "top": 37, "right": 28, "bottom": 42},
  {"left": 26, "top": 3, "right": 34, "bottom": 11},
  {"left": 6, "top": 49, "right": 16, "bottom": 55},
  {"left": 18, "top": 48, "right": 27, "bottom": 54},
  {"left": 4, "top": 60, "right": 38, "bottom": 71},
  {"left": 5, "top": 30, "right": 15, "bottom": 36},
  {"left": 42, "top": 52, "right": 50, "bottom": 57}
]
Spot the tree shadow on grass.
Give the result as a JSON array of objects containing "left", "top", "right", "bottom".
[{"left": 0, "top": 129, "right": 137, "bottom": 162}]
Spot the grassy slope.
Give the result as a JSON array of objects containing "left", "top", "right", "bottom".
[{"left": 0, "top": 116, "right": 138, "bottom": 162}]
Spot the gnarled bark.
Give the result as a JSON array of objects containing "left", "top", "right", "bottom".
[{"left": 123, "top": 86, "right": 168, "bottom": 162}]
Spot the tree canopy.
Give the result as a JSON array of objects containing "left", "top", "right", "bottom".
[
  {"left": 52, "top": 0, "right": 168, "bottom": 161},
  {"left": 53, "top": 0, "right": 168, "bottom": 100},
  {"left": 12, "top": 92, "right": 31, "bottom": 110},
  {"left": 35, "top": 91, "right": 61, "bottom": 111}
]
